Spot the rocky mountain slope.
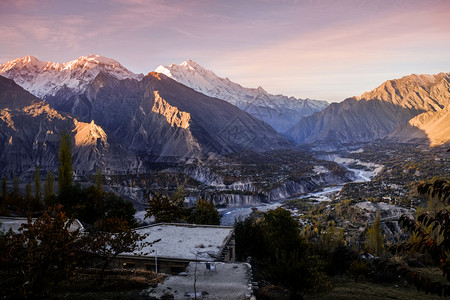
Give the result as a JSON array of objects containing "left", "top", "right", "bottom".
[
  {"left": 47, "top": 71, "right": 293, "bottom": 159},
  {"left": 0, "top": 76, "right": 140, "bottom": 176},
  {"left": 388, "top": 106, "right": 450, "bottom": 146},
  {"left": 287, "top": 72, "right": 450, "bottom": 145},
  {"left": 155, "top": 60, "right": 329, "bottom": 132},
  {"left": 1, "top": 55, "right": 293, "bottom": 161}
]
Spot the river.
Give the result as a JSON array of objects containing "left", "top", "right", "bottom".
[{"left": 219, "top": 156, "right": 383, "bottom": 226}]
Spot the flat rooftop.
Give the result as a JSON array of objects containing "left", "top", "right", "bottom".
[
  {"left": 0, "top": 217, "right": 84, "bottom": 234},
  {"left": 144, "top": 262, "right": 252, "bottom": 300},
  {"left": 122, "top": 223, "right": 234, "bottom": 262}
]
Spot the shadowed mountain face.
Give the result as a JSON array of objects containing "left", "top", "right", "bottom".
[
  {"left": 388, "top": 106, "right": 450, "bottom": 147},
  {"left": 44, "top": 72, "right": 293, "bottom": 159},
  {"left": 155, "top": 60, "right": 329, "bottom": 132},
  {"left": 287, "top": 73, "right": 450, "bottom": 145},
  {"left": 0, "top": 76, "right": 140, "bottom": 176}
]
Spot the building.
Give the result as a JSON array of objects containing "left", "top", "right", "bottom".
[{"left": 111, "top": 223, "right": 235, "bottom": 274}]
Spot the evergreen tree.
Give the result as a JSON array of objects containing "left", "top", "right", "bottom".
[
  {"left": 34, "top": 166, "right": 41, "bottom": 203},
  {"left": 365, "top": 211, "right": 384, "bottom": 255},
  {"left": 43, "top": 170, "right": 56, "bottom": 206},
  {"left": 189, "top": 198, "right": 220, "bottom": 225},
  {"left": 145, "top": 187, "right": 188, "bottom": 223},
  {"left": 13, "top": 174, "right": 19, "bottom": 197},
  {"left": 25, "top": 183, "right": 32, "bottom": 209},
  {"left": 58, "top": 131, "right": 73, "bottom": 194},
  {"left": 95, "top": 167, "right": 103, "bottom": 191},
  {"left": 2, "top": 177, "right": 7, "bottom": 200}
]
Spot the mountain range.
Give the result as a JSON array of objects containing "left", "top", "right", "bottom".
[
  {"left": 0, "top": 54, "right": 449, "bottom": 178},
  {"left": 155, "top": 60, "right": 328, "bottom": 132},
  {"left": 0, "top": 55, "right": 294, "bottom": 175},
  {"left": 0, "top": 76, "right": 140, "bottom": 176},
  {"left": 287, "top": 72, "right": 450, "bottom": 147}
]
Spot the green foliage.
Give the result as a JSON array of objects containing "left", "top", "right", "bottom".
[
  {"left": 389, "top": 178, "right": 450, "bottom": 296},
  {"left": 145, "top": 188, "right": 188, "bottom": 223},
  {"left": 349, "top": 259, "right": 368, "bottom": 283},
  {"left": 234, "top": 207, "right": 330, "bottom": 296},
  {"left": 58, "top": 184, "right": 136, "bottom": 227},
  {"left": 43, "top": 170, "right": 56, "bottom": 206},
  {"left": 262, "top": 207, "right": 304, "bottom": 253},
  {"left": 12, "top": 174, "right": 19, "bottom": 197},
  {"left": 0, "top": 205, "right": 83, "bottom": 298},
  {"left": 234, "top": 216, "right": 268, "bottom": 261},
  {"left": 34, "top": 166, "right": 41, "bottom": 203},
  {"left": 25, "top": 183, "right": 32, "bottom": 207},
  {"left": 188, "top": 198, "right": 220, "bottom": 225},
  {"left": 1, "top": 177, "right": 6, "bottom": 200},
  {"left": 95, "top": 167, "right": 103, "bottom": 191},
  {"left": 58, "top": 131, "right": 73, "bottom": 194},
  {"left": 365, "top": 211, "right": 384, "bottom": 255}
]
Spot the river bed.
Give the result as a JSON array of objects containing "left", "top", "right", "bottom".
[
  {"left": 219, "top": 156, "right": 383, "bottom": 226},
  {"left": 134, "top": 155, "right": 383, "bottom": 226}
]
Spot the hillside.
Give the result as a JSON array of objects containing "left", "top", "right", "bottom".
[
  {"left": 388, "top": 106, "right": 450, "bottom": 146},
  {"left": 287, "top": 72, "right": 450, "bottom": 145}
]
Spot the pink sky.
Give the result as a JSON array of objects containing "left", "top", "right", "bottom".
[{"left": 1, "top": 0, "right": 449, "bottom": 102}]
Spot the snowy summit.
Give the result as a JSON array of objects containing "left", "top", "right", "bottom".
[
  {"left": 0, "top": 54, "right": 143, "bottom": 98},
  {"left": 155, "top": 60, "right": 329, "bottom": 132}
]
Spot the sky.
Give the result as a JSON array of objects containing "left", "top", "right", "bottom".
[{"left": 1, "top": 0, "right": 449, "bottom": 102}]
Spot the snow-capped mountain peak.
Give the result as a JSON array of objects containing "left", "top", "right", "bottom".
[
  {"left": 63, "top": 54, "right": 124, "bottom": 70},
  {"left": 0, "top": 54, "right": 143, "bottom": 98},
  {"left": 155, "top": 60, "right": 329, "bottom": 132}
]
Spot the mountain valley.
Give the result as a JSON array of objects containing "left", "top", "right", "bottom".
[{"left": 1, "top": 54, "right": 449, "bottom": 300}]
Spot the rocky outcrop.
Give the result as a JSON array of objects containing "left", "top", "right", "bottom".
[
  {"left": 206, "top": 171, "right": 354, "bottom": 206},
  {"left": 151, "top": 91, "right": 191, "bottom": 129},
  {"left": 355, "top": 201, "right": 413, "bottom": 241}
]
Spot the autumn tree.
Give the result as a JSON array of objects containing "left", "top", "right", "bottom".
[
  {"left": 387, "top": 178, "right": 450, "bottom": 296},
  {"left": 81, "top": 217, "right": 158, "bottom": 284},
  {"left": 43, "top": 170, "right": 56, "bottom": 206},
  {"left": 0, "top": 205, "right": 83, "bottom": 298},
  {"left": 365, "top": 211, "right": 384, "bottom": 255},
  {"left": 58, "top": 131, "right": 73, "bottom": 194}
]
